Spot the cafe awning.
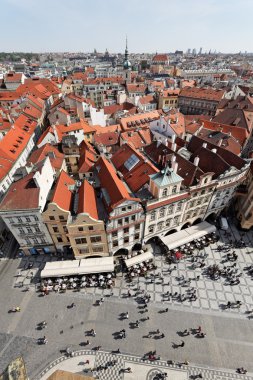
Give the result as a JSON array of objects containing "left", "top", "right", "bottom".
[
  {"left": 40, "top": 257, "right": 114, "bottom": 278},
  {"left": 124, "top": 250, "right": 154, "bottom": 268},
  {"left": 160, "top": 221, "right": 216, "bottom": 251}
]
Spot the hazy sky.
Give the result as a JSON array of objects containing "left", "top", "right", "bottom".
[{"left": 1, "top": 0, "right": 252, "bottom": 53}]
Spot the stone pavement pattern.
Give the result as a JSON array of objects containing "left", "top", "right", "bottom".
[{"left": 37, "top": 350, "right": 253, "bottom": 380}]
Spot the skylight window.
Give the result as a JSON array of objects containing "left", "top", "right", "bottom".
[{"left": 124, "top": 154, "right": 140, "bottom": 171}]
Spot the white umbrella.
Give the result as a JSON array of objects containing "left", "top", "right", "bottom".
[
  {"left": 131, "top": 272, "right": 135, "bottom": 277},
  {"left": 140, "top": 263, "right": 144, "bottom": 267},
  {"left": 62, "top": 284, "right": 66, "bottom": 289},
  {"left": 107, "top": 274, "right": 112, "bottom": 279},
  {"left": 69, "top": 278, "right": 74, "bottom": 283},
  {"left": 137, "top": 269, "right": 141, "bottom": 274},
  {"left": 108, "top": 280, "right": 112, "bottom": 284},
  {"left": 73, "top": 283, "right": 77, "bottom": 288},
  {"left": 81, "top": 282, "right": 86, "bottom": 287},
  {"left": 82, "top": 276, "right": 86, "bottom": 281},
  {"left": 92, "top": 275, "right": 96, "bottom": 279},
  {"left": 99, "top": 275, "right": 104, "bottom": 280}
]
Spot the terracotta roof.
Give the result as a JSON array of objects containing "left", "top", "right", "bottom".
[
  {"left": 93, "top": 124, "right": 121, "bottom": 134},
  {"left": 78, "top": 141, "right": 97, "bottom": 173},
  {"left": 212, "top": 108, "right": 253, "bottom": 133},
  {"left": 179, "top": 87, "right": 225, "bottom": 102},
  {"left": 196, "top": 127, "right": 241, "bottom": 155},
  {"left": 0, "top": 91, "right": 22, "bottom": 101},
  {"left": 126, "top": 83, "right": 146, "bottom": 93},
  {"left": 103, "top": 102, "right": 136, "bottom": 116},
  {"left": 4, "top": 72, "right": 23, "bottom": 82},
  {"left": 139, "top": 95, "right": 156, "bottom": 105},
  {"left": 200, "top": 119, "right": 247, "bottom": 146},
  {"left": 0, "top": 170, "right": 41, "bottom": 210},
  {"left": 95, "top": 156, "right": 134, "bottom": 210},
  {"left": 120, "top": 111, "right": 160, "bottom": 131},
  {"left": 37, "top": 126, "right": 55, "bottom": 146},
  {"left": 94, "top": 131, "right": 119, "bottom": 147},
  {"left": 111, "top": 143, "right": 159, "bottom": 193},
  {"left": 152, "top": 54, "right": 169, "bottom": 63},
  {"left": 160, "top": 89, "right": 180, "bottom": 97},
  {"left": 28, "top": 143, "right": 65, "bottom": 171},
  {"left": 51, "top": 170, "right": 75, "bottom": 211},
  {"left": 77, "top": 179, "right": 98, "bottom": 219}
]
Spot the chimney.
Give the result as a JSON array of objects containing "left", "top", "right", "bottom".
[
  {"left": 172, "top": 161, "right": 178, "bottom": 174},
  {"left": 218, "top": 139, "right": 223, "bottom": 146},
  {"left": 211, "top": 148, "right": 217, "bottom": 153},
  {"left": 171, "top": 134, "right": 176, "bottom": 143},
  {"left": 172, "top": 143, "right": 177, "bottom": 152},
  {"left": 202, "top": 142, "right": 207, "bottom": 148},
  {"left": 194, "top": 156, "right": 200, "bottom": 166}
]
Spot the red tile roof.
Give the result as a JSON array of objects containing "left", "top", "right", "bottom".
[
  {"left": 77, "top": 179, "right": 98, "bottom": 219},
  {"left": 4, "top": 72, "right": 23, "bottom": 83},
  {"left": 152, "top": 54, "right": 169, "bottom": 63},
  {"left": 120, "top": 111, "right": 160, "bottom": 131},
  {"left": 94, "top": 131, "right": 119, "bottom": 147},
  {"left": 111, "top": 143, "right": 159, "bottom": 192},
  {"left": 28, "top": 144, "right": 65, "bottom": 171},
  {"left": 78, "top": 141, "right": 97, "bottom": 173},
  {"left": 179, "top": 87, "right": 225, "bottom": 102},
  {"left": 51, "top": 170, "right": 75, "bottom": 211},
  {"left": 95, "top": 156, "right": 135, "bottom": 210},
  {"left": 0, "top": 171, "right": 40, "bottom": 210}
]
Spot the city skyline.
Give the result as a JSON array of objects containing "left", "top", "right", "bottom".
[{"left": 1, "top": 0, "right": 252, "bottom": 53}]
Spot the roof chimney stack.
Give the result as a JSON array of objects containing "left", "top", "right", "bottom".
[{"left": 194, "top": 156, "right": 200, "bottom": 167}]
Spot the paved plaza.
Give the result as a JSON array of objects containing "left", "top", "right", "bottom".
[
  {"left": 1, "top": 221, "right": 253, "bottom": 379},
  {"left": 37, "top": 350, "right": 251, "bottom": 380}
]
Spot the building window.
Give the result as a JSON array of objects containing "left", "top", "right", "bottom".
[
  {"left": 34, "top": 216, "right": 39, "bottom": 221},
  {"left": 122, "top": 207, "right": 126, "bottom": 212},
  {"left": 26, "top": 217, "right": 31, "bottom": 222},
  {"left": 80, "top": 248, "right": 89, "bottom": 254},
  {"left": 162, "top": 188, "right": 168, "bottom": 197},
  {"left": 166, "top": 219, "right": 171, "bottom": 227},
  {"left": 157, "top": 222, "right": 163, "bottom": 231},
  {"left": 131, "top": 215, "right": 136, "bottom": 221},
  {"left": 17, "top": 217, "right": 22, "bottom": 223},
  {"left": 92, "top": 246, "right": 103, "bottom": 252},
  {"left": 57, "top": 237, "right": 63, "bottom": 243},
  {"left": 90, "top": 236, "right": 102, "bottom": 243},
  {"left": 25, "top": 238, "right": 30, "bottom": 245},
  {"left": 41, "top": 237, "right": 46, "bottom": 243},
  {"left": 26, "top": 227, "right": 32, "bottom": 233},
  {"left": 53, "top": 227, "right": 59, "bottom": 233},
  {"left": 123, "top": 227, "right": 129, "bottom": 233},
  {"left": 150, "top": 211, "right": 156, "bottom": 221},
  {"left": 113, "top": 241, "right": 118, "bottom": 247},
  {"left": 88, "top": 226, "right": 94, "bottom": 231},
  {"left": 124, "top": 237, "right": 129, "bottom": 243},
  {"left": 159, "top": 208, "right": 165, "bottom": 218},
  {"left": 78, "top": 227, "right": 84, "bottom": 232},
  {"left": 135, "top": 233, "right": 139, "bottom": 240},
  {"left": 63, "top": 226, "right": 68, "bottom": 233},
  {"left": 118, "top": 219, "right": 122, "bottom": 226},
  {"left": 33, "top": 238, "right": 38, "bottom": 244},
  {"left": 176, "top": 202, "right": 182, "bottom": 211},
  {"left": 112, "top": 231, "right": 117, "bottom": 238},
  {"left": 172, "top": 185, "right": 177, "bottom": 194},
  {"left": 75, "top": 238, "right": 87, "bottom": 244},
  {"left": 18, "top": 227, "right": 24, "bottom": 234},
  {"left": 35, "top": 226, "right": 40, "bottom": 233},
  {"left": 59, "top": 215, "right": 65, "bottom": 220},
  {"left": 49, "top": 216, "right": 55, "bottom": 221},
  {"left": 125, "top": 217, "right": 129, "bottom": 223},
  {"left": 127, "top": 206, "right": 131, "bottom": 210},
  {"left": 135, "top": 224, "right": 140, "bottom": 231}
]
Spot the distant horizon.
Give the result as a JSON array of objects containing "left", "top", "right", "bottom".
[
  {"left": 0, "top": 50, "right": 252, "bottom": 55},
  {"left": 0, "top": 0, "right": 252, "bottom": 53}
]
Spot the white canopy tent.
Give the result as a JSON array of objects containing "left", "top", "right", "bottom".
[
  {"left": 124, "top": 251, "right": 154, "bottom": 269},
  {"left": 79, "top": 257, "right": 114, "bottom": 274},
  {"left": 160, "top": 221, "right": 216, "bottom": 251},
  {"left": 40, "top": 257, "right": 114, "bottom": 278}
]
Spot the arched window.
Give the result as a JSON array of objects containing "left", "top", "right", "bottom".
[
  {"left": 172, "top": 185, "right": 177, "bottom": 194},
  {"left": 162, "top": 188, "right": 168, "bottom": 197},
  {"left": 159, "top": 207, "right": 165, "bottom": 218}
]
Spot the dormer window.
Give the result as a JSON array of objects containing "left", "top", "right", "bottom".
[
  {"left": 172, "top": 185, "right": 177, "bottom": 194},
  {"left": 162, "top": 188, "right": 168, "bottom": 197}
]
